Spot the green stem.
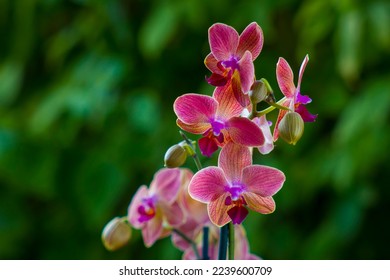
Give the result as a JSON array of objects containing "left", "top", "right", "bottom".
[
  {"left": 172, "top": 229, "right": 201, "bottom": 260},
  {"left": 202, "top": 227, "right": 210, "bottom": 260},
  {"left": 218, "top": 224, "right": 228, "bottom": 260},
  {"left": 228, "top": 222, "right": 235, "bottom": 260},
  {"left": 255, "top": 97, "right": 288, "bottom": 117},
  {"left": 179, "top": 131, "right": 203, "bottom": 170}
]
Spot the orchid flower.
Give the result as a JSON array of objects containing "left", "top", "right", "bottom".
[
  {"left": 188, "top": 142, "right": 285, "bottom": 226},
  {"left": 274, "top": 55, "right": 317, "bottom": 141},
  {"left": 205, "top": 22, "right": 263, "bottom": 106},
  {"left": 127, "top": 168, "right": 186, "bottom": 247},
  {"left": 174, "top": 82, "right": 264, "bottom": 157},
  {"left": 253, "top": 115, "right": 274, "bottom": 154}
]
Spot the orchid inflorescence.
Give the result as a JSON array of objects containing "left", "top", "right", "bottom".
[{"left": 102, "top": 22, "right": 317, "bottom": 260}]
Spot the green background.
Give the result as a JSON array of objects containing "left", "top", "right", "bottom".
[{"left": 0, "top": 0, "right": 389, "bottom": 259}]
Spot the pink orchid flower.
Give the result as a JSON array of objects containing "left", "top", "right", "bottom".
[
  {"left": 274, "top": 55, "right": 317, "bottom": 141},
  {"left": 253, "top": 115, "right": 274, "bottom": 155},
  {"left": 127, "top": 168, "right": 186, "bottom": 247},
  {"left": 174, "top": 82, "right": 264, "bottom": 157},
  {"left": 205, "top": 22, "right": 263, "bottom": 106},
  {"left": 188, "top": 142, "right": 285, "bottom": 226}
]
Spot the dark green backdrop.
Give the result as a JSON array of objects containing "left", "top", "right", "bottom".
[{"left": 0, "top": 0, "right": 389, "bottom": 259}]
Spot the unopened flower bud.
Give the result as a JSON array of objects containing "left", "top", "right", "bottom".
[
  {"left": 164, "top": 143, "right": 187, "bottom": 168},
  {"left": 101, "top": 217, "right": 132, "bottom": 251},
  {"left": 249, "top": 80, "right": 267, "bottom": 104},
  {"left": 278, "top": 112, "right": 304, "bottom": 145}
]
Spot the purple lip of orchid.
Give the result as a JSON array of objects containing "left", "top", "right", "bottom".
[
  {"left": 221, "top": 56, "right": 240, "bottom": 72},
  {"left": 137, "top": 196, "right": 157, "bottom": 223},
  {"left": 225, "top": 182, "right": 246, "bottom": 201},
  {"left": 210, "top": 119, "right": 226, "bottom": 136}
]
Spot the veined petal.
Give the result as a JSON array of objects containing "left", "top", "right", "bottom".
[
  {"left": 242, "top": 165, "right": 285, "bottom": 197},
  {"left": 276, "top": 57, "right": 296, "bottom": 98},
  {"left": 296, "top": 104, "right": 317, "bottom": 122},
  {"left": 218, "top": 142, "right": 251, "bottom": 182},
  {"left": 198, "top": 136, "right": 219, "bottom": 157},
  {"left": 208, "top": 23, "right": 239, "bottom": 61},
  {"left": 188, "top": 166, "right": 227, "bottom": 203},
  {"left": 127, "top": 185, "right": 149, "bottom": 229},
  {"left": 176, "top": 119, "right": 210, "bottom": 134},
  {"left": 243, "top": 193, "right": 275, "bottom": 214},
  {"left": 253, "top": 116, "right": 274, "bottom": 154},
  {"left": 273, "top": 99, "right": 292, "bottom": 141},
  {"left": 226, "top": 117, "right": 265, "bottom": 147},
  {"left": 150, "top": 168, "right": 181, "bottom": 204},
  {"left": 141, "top": 213, "right": 164, "bottom": 247},
  {"left": 204, "top": 53, "right": 223, "bottom": 74},
  {"left": 208, "top": 193, "right": 231, "bottom": 227},
  {"left": 231, "top": 70, "right": 251, "bottom": 107},
  {"left": 214, "top": 81, "right": 245, "bottom": 120},
  {"left": 297, "top": 54, "right": 309, "bottom": 91},
  {"left": 174, "top": 94, "right": 217, "bottom": 125},
  {"left": 237, "top": 51, "right": 255, "bottom": 94},
  {"left": 237, "top": 22, "right": 263, "bottom": 60}
]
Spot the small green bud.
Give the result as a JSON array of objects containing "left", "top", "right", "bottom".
[
  {"left": 249, "top": 80, "right": 268, "bottom": 104},
  {"left": 278, "top": 112, "right": 304, "bottom": 145},
  {"left": 164, "top": 143, "right": 187, "bottom": 168},
  {"left": 101, "top": 217, "right": 132, "bottom": 251}
]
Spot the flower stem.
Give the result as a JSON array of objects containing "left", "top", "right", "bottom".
[
  {"left": 172, "top": 229, "right": 201, "bottom": 260},
  {"left": 228, "top": 222, "right": 235, "bottom": 260},
  {"left": 255, "top": 97, "right": 288, "bottom": 117},
  {"left": 202, "top": 227, "right": 210, "bottom": 260},
  {"left": 179, "top": 131, "right": 203, "bottom": 171},
  {"left": 218, "top": 224, "right": 228, "bottom": 260}
]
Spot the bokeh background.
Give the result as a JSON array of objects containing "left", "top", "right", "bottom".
[{"left": 1, "top": 0, "right": 389, "bottom": 260}]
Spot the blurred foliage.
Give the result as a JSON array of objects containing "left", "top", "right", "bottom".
[{"left": 0, "top": 0, "right": 389, "bottom": 259}]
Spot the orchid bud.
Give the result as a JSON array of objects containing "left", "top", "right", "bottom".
[
  {"left": 249, "top": 80, "right": 267, "bottom": 104},
  {"left": 164, "top": 143, "right": 187, "bottom": 168},
  {"left": 278, "top": 112, "right": 304, "bottom": 145},
  {"left": 101, "top": 217, "right": 132, "bottom": 251}
]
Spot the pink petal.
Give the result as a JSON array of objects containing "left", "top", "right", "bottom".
[
  {"left": 160, "top": 201, "right": 186, "bottom": 227},
  {"left": 218, "top": 142, "right": 251, "bottom": 182},
  {"left": 198, "top": 135, "right": 219, "bottom": 157},
  {"left": 174, "top": 94, "right": 217, "bottom": 125},
  {"left": 206, "top": 73, "right": 229, "bottom": 87},
  {"left": 204, "top": 53, "right": 223, "bottom": 74},
  {"left": 276, "top": 57, "right": 296, "bottom": 98},
  {"left": 214, "top": 81, "right": 244, "bottom": 120},
  {"left": 237, "top": 22, "right": 264, "bottom": 60},
  {"left": 150, "top": 168, "right": 181, "bottom": 204},
  {"left": 188, "top": 166, "right": 227, "bottom": 203},
  {"left": 272, "top": 99, "right": 292, "bottom": 141},
  {"left": 296, "top": 104, "right": 317, "bottom": 122},
  {"left": 297, "top": 54, "right": 309, "bottom": 91},
  {"left": 237, "top": 51, "right": 254, "bottom": 94},
  {"left": 231, "top": 70, "right": 251, "bottom": 107},
  {"left": 208, "top": 23, "right": 239, "bottom": 61},
  {"left": 141, "top": 213, "right": 164, "bottom": 247},
  {"left": 226, "top": 117, "right": 265, "bottom": 147},
  {"left": 127, "top": 185, "right": 149, "bottom": 229},
  {"left": 253, "top": 116, "right": 274, "bottom": 154},
  {"left": 208, "top": 193, "right": 231, "bottom": 226},
  {"left": 176, "top": 119, "right": 210, "bottom": 135},
  {"left": 242, "top": 193, "right": 275, "bottom": 214},
  {"left": 242, "top": 165, "right": 285, "bottom": 196}
]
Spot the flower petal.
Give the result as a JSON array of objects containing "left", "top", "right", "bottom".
[
  {"left": 198, "top": 135, "right": 219, "bottom": 157},
  {"left": 253, "top": 116, "right": 274, "bottom": 154},
  {"left": 204, "top": 53, "right": 223, "bottom": 74},
  {"left": 231, "top": 70, "right": 251, "bottom": 107},
  {"left": 189, "top": 166, "right": 227, "bottom": 203},
  {"left": 242, "top": 165, "right": 285, "bottom": 196},
  {"left": 208, "top": 23, "right": 239, "bottom": 61},
  {"left": 141, "top": 213, "right": 164, "bottom": 247},
  {"left": 226, "top": 117, "right": 265, "bottom": 147},
  {"left": 127, "top": 185, "right": 149, "bottom": 229},
  {"left": 174, "top": 94, "right": 217, "bottom": 125},
  {"left": 160, "top": 201, "right": 186, "bottom": 227},
  {"left": 243, "top": 193, "right": 275, "bottom": 214},
  {"left": 237, "top": 51, "right": 254, "bottom": 94},
  {"left": 237, "top": 22, "right": 264, "bottom": 60},
  {"left": 273, "top": 99, "right": 292, "bottom": 141},
  {"left": 150, "top": 168, "right": 181, "bottom": 204},
  {"left": 214, "top": 81, "right": 245, "bottom": 120},
  {"left": 297, "top": 54, "right": 309, "bottom": 91},
  {"left": 218, "top": 142, "right": 251, "bottom": 182},
  {"left": 176, "top": 119, "right": 210, "bottom": 134},
  {"left": 208, "top": 193, "right": 231, "bottom": 227},
  {"left": 296, "top": 104, "right": 317, "bottom": 122},
  {"left": 276, "top": 57, "right": 296, "bottom": 98}
]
